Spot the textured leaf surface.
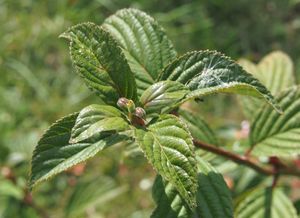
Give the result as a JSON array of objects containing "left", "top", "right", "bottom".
[
  {"left": 195, "top": 157, "right": 233, "bottom": 218},
  {"left": 250, "top": 86, "right": 300, "bottom": 157},
  {"left": 235, "top": 187, "right": 297, "bottom": 218},
  {"left": 70, "top": 104, "right": 129, "bottom": 143},
  {"left": 140, "top": 81, "right": 189, "bottom": 114},
  {"left": 238, "top": 51, "right": 295, "bottom": 118},
  {"left": 151, "top": 158, "right": 233, "bottom": 218},
  {"left": 135, "top": 115, "right": 197, "bottom": 208},
  {"left": 102, "top": 8, "right": 177, "bottom": 95},
  {"left": 66, "top": 176, "right": 127, "bottom": 218},
  {"left": 151, "top": 175, "right": 192, "bottom": 218},
  {"left": 61, "top": 22, "right": 137, "bottom": 104},
  {"left": 30, "top": 113, "right": 127, "bottom": 188},
  {"left": 159, "top": 50, "right": 280, "bottom": 112}
]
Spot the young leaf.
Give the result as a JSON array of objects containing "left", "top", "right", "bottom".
[
  {"left": 60, "top": 22, "right": 137, "bottom": 104},
  {"left": 250, "top": 86, "right": 300, "bottom": 157},
  {"left": 238, "top": 51, "right": 295, "bottom": 118},
  {"left": 158, "top": 50, "right": 281, "bottom": 112},
  {"left": 140, "top": 81, "right": 189, "bottom": 114},
  {"left": 70, "top": 104, "right": 129, "bottom": 143},
  {"left": 30, "top": 113, "right": 128, "bottom": 188},
  {"left": 151, "top": 158, "right": 233, "bottom": 218},
  {"left": 135, "top": 114, "right": 197, "bottom": 208},
  {"left": 151, "top": 175, "right": 192, "bottom": 218},
  {"left": 235, "top": 187, "right": 297, "bottom": 218},
  {"left": 102, "top": 8, "right": 177, "bottom": 95}
]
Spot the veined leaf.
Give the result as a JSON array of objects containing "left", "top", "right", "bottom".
[
  {"left": 158, "top": 50, "right": 281, "bottom": 112},
  {"left": 70, "top": 104, "right": 129, "bottom": 143},
  {"left": 102, "top": 8, "right": 177, "bottom": 95},
  {"left": 151, "top": 158, "right": 233, "bottom": 218},
  {"left": 235, "top": 187, "right": 297, "bottom": 218},
  {"left": 60, "top": 22, "right": 137, "bottom": 104},
  {"left": 151, "top": 175, "right": 192, "bottom": 218},
  {"left": 250, "top": 86, "right": 300, "bottom": 157},
  {"left": 195, "top": 157, "right": 233, "bottom": 218},
  {"left": 135, "top": 114, "right": 197, "bottom": 208},
  {"left": 238, "top": 51, "right": 295, "bottom": 118},
  {"left": 179, "top": 109, "right": 218, "bottom": 161},
  {"left": 30, "top": 113, "right": 127, "bottom": 188},
  {"left": 140, "top": 81, "right": 189, "bottom": 114}
]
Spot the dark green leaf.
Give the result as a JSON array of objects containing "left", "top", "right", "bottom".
[
  {"left": 103, "top": 8, "right": 177, "bottom": 95},
  {"left": 30, "top": 113, "right": 127, "bottom": 188},
  {"left": 60, "top": 22, "right": 137, "bottom": 104},
  {"left": 159, "top": 50, "right": 281, "bottom": 112}
]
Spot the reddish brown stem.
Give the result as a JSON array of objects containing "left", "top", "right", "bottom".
[{"left": 193, "top": 139, "right": 300, "bottom": 177}]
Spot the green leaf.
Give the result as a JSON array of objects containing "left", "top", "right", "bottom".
[
  {"left": 30, "top": 113, "right": 128, "bottom": 188},
  {"left": 151, "top": 158, "right": 233, "bottom": 218},
  {"left": 151, "top": 175, "right": 192, "bottom": 218},
  {"left": 135, "top": 114, "right": 197, "bottom": 208},
  {"left": 235, "top": 187, "right": 297, "bottom": 218},
  {"left": 250, "top": 86, "right": 300, "bottom": 157},
  {"left": 70, "top": 104, "right": 129, "bottom": 143},
  {"left": 0, "top": 180, "right": 23, "bottom": 200},
  {"left": 238, "top": 51, "right": 295, "bottom": 119},
  {"left": 102, "top": 8, "right": 177, "bottom": 95},
  {"left": 60, "top": 22, "right": 137, "bottom": 104},
  {"left": 195, "top": 157, "right": 233, "bottom": 218},
  {"left": 158, "top": 50, "right": 281, "bottom": 112},
  {"left": 66, "top": 176, "right": 127, "bottom": 218},
  {"left": 140, "top": 81, "right": 189, "bottom": 114},
  {"left": 179, "top": 109, "right": 218, "bottom": 161}
]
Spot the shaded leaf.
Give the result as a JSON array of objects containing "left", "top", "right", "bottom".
[
  {"left": 250, "top": 86, "right": 300, "bottom": 157},
  {"left": 30, "top": 113, "right": 127, "bottom": 188},
  {"left": 140, "top": 81, "right": 189, "bottom": 114},
  {"left": 135, "top": 114, "right": 197, "bottom": 208},
  {"left": 159, "top": 50, "right": 281, "bottom": 112},
  {"left": 103, "top": 8, "right": 177, "bottom": 95},
  {"left": 61, "top": 22, "right": 137, "bottom": 104}
]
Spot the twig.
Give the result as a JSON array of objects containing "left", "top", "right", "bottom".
[{"left": 193, "top": 139, "right": 300, "bottom": 177}]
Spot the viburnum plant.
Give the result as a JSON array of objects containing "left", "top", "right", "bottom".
[{"left": 30, "top": 8, "right": 300, "bottom": 217}]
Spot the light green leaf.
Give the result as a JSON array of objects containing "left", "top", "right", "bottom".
[
  {"left": 238, "top": 51, "right": 295, "bottom": 118},
  {"left": 102, "top": 8, "right": 177, "bottom": 95},
  {"left": 151, "top": 175, "right": 192, "bottom": 218},
  {"left": 135, "top": 114, "right": 197, "bottom": 208},
  {"left": 179, "top": 109, "right": 218, "bottom": 161},
  {"left": 250, "top": 86, "right": 300, "bottom": 157},
  {"left": 66, "top": 176, "right": 127, "bottom": 218},
  {"left": 0, "top": 180, "right": 23, "bottom": 200},
  {"left": 70, "top": 104, "right": 129, "bottom": 143},
  {"left": 159, "top": 50, "right": 281, "bottom": 113},
  {"left": 235, "top": 187, "right": 297, "bottom": 218},
  {"left": 140, "top": 81, "right": 189, "bottom": 114},
  {"left": 30, "top": 113, "right": 128, "bottom": 188},
  {"left": 60, "top": 22, "right": 137, "bottom": 104},
  {"left": 151, "top": 158, "right": 233, "bottom": 218}
]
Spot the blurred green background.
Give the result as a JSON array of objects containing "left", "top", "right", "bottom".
[{"left": 1, "top": 0, "right": 300, "bottom": 217}]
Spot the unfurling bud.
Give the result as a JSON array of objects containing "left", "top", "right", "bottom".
[
  {"left": 117, "top": 97, "right": 129, "bottom": 109},
  {"left": 127, "top": 100, "right": 136, "bottom": 113},
  {"left": 134, "top": 107, "right": 146, "bottom": 119}
]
